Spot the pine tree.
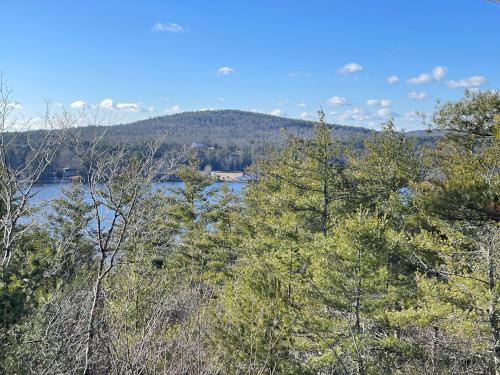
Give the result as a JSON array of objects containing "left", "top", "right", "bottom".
[
  {"left": 48, "top": 180, "right": 93, "bottom": 282},
  {"left": 393, "top": 90, "right": 500, "bottom": 374},
  {"left": 210, "top": 112, "right": 362, "bottom": 373},
  {"left": 352, "top": 118, "right": 421, "bottom": 213}
]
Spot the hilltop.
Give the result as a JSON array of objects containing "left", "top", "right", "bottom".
[
  {"left": 52, "top": 110, "right": 376, "bottom": 172},
  {"left": 94, "top": 109, "right": 374, "bottom": 146},
  {"left": 11, "top": 110, "right": 438, "bottom": 178}
]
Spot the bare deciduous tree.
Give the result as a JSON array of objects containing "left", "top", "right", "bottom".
[
  {"left": 0, "top": 77, "right": 73, "bottom": 270},
  {"left": 65, "top": 120, "right": 182, "bottom": 374}
]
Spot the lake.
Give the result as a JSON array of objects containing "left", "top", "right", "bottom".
[
  {"left": 32, "top": 181, "right": 245, "bottom": 205},
  {"left": 26, "top": 181, "right": 246, "bottom": 227}
]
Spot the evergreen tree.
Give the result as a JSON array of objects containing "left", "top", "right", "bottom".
[
  {"left": 393, "top": 90, "right": 500, "bottom": 374},
  {"left": 210, "top": 112, "right": 360, "bottom": 373},
  {"left": 48, "top": 180, "right": 93, "bottom": 282},
  {"left": 352, "top": 118, "right": 421, "bottom": 213}
]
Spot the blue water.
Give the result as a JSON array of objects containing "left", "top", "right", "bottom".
[
  {"left": 31, "top": 181, "right": 245, "bottom": 204},
  {"left": 27, "top": 181, "right": 245, "bottom": 228}
]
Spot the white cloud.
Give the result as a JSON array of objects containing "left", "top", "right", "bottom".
[
  {"left": 218, "top": 97, "right": 225, "bottom": 102},
  {"left": 70, "top": 100, "right": 86, "bottom": 109},
  {"left": 297, "top": 102, "right": 306, "bottom": 108},
  {"left": 100, "top": 98, "right": 114, "bottom": 109},
  {"left": 166, "top": 105, "right": 182, "bottom": 114},
  {"left": 376, "top": 108, "right": 391, "bottom": 117},
  {"left": 387, "top": 75, "right": 400, "bottom": 84},
  {"left": 115, "top": 103, "right": 141, "bottom": 112},
  {"left": 339, "top": 63, "right": 363, "bottom": 74},
  {"left": 217, "top": 66, "right": 235, "bottom": 76},
  {"left": 380, "top": 99, "right": 391, "bottom": 107},
  {"left": 7, "top": 102, "right": 23, "bottom": 110},
  {"left": 152, "top": 22, "right": 188, "bottom": 32},
  {"left": 408, "top": 73, "right": 433, "bottom": 85},
  {"left": 447, "top": 75, "right": 486, "bottom": 89},
  {"left": 326, "top": 96, "right": 349, "bottom": 106},
  {"left": 299, "top": 112, "right": 309, "bottom": 120},
  {"left": 404, "top": 111, "right": 423, "bottom": 122},
  {"left": 98, "top": 98, "right": 148, "bottom": 112},
  {"left": 432, "top": 66, "right": 448, "bottom": 81},
  {"left": 366, "top": 99, "right": 391, "bottom": 107},
  {"left": 337, "top": 108, "right": 372, "bottom": 122},
  {"left": 408, "top": 91, "right": 428, "bottom": 100},
  {"left": 408, "top": 66, "right": 448, "bottom": 84},
  {"left": 332, "top": 106, "right": 396, "bottom": 124},
  {"left": 277, "top": 99, "right": 288, "bottom": 106},
  {"left": 270, "top": 109, "right": 286, "bottom": 117}
]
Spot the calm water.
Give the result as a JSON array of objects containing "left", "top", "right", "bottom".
[
  {"left": 31, "top": 181, "right": 245, "bottom": 205},
  {"left": 27, "top": 181, "right": 245, "bottom": 227}
]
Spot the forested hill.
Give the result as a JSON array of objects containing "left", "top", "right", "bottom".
[
  {"left": 98, "top": 109, "right": 373, "bottom": 146},
  {"left": 11, "top": 110, "right": 438, "bottom": 178},
  {"left": 68, "top": 110, "right": 435, "bottom": 171}
]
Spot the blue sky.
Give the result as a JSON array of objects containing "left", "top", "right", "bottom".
[{"left": 1, "top": 0, "right": 499, "bottom": 130}]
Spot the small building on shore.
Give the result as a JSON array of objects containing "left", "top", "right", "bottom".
[
  {"left": 211, "top": 171, "right": 244, "bottom": 182},
  {"left": 62, "top": 168, "right": 81, "bottom": 180}
]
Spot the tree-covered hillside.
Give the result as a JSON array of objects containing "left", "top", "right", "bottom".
[
  {"left": 105, "top": 110, "right": 372, "bottom": 145},
  {"left": 36, "top": 110, "right": 437, "bottom": 177}
]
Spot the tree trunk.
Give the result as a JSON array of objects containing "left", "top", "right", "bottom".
[
  {"left": 83, "top": 264, "right": 104, "bottom": 375},
  {"left": 355, "top": 246, "right": 365, "bottom": 375},
  {"left": 486, "top": 232, "right": 500, "bottom": 375}
]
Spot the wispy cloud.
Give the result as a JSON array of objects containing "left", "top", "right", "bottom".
[
  {"left": 332, "top": 106, "right": 397, "bottom": 124},
  {"left": 7, "top": 102, "right": 23, "bottom": 110},
  {"left": 447, "top": 75, "right": 486, "bottom": 89},
  {"left": 404, "top": 111, "right": 426, "bottom": 122},
  {"left": 339, "top": 63, "right": 363, "bottom": 74},
  {"left": 296, "top": 102, "right": 306, "bottom": 108},
  {"left": 408, "top": 91, "right": 428, "bottom": 100},
  {"left": 152, "top": 22, "right": 188, "bottom": 32},
  {"left": 115, "top": 103, "right": 141, "bottom": 112},
  {"left": 100, "top": 98, "right": 114, "bottom": 109},
  {"left": 336, "top": 108, "right": 372, "bottom": 122},
  {"left": 326, "top": 96, "right": 349, "bottom": 106},
  {"left": 70, "top": 100, "right": 86, "bottom": 109},
  {"left": 299, "top": 112, "right": 309, "bottom": 120},
  {"left": 270, "top": 109, "right": 286, "bottom": 117},
  {"left": 432, "top": 66, "right": 447, "bottom": 81},
  {"left": 387, "top": 75, "right": 400, "bottom": 84},
  {"left": 165, "top": 105, "right": 182, "bottom": 114},
  {"left": 98, "top": 98, "right": 147, "bottom": 112},
  {"left": 376, "top": 108, "right": 391, "bottom": 117},
  {"left": 366, "top": 99, "right": 391, "bottom": 107},
  {"left": 408, "top": 66, "right": 447, "bottom": 84},
  {"left": 217, "top": 66, "right": 235, "bottom": 76},
  {"left": 408, "top": 73, "right": 433, "bottom": 85}
]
